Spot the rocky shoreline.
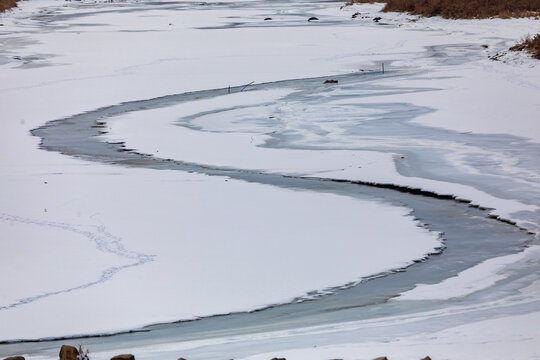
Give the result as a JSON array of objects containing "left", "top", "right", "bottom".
[{"left": 3, "top": 347, "right": 435, "bottom": 360}]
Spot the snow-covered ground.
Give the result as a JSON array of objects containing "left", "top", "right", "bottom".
[{"left": 1, "top": 0, "right": 539, "bottom": 358}]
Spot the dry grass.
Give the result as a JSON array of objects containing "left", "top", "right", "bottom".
[
  {"left": 510, "top": 34, "right": 540, "bottom": 59},
  {"left": 349, "top": 0, "right": 540, "bottom": 18},
  {"left": 0, "top": 0, "right": 20, "bottom": 12},
  {"left": 76, "top": 345, "right": 90, "bottom": 360}
]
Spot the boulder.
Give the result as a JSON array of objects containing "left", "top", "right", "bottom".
[
  {"left": 59, "top": 346, "right": 79, "bottom": 360},
  {"left": 264, "top": 17, "right": 272, "bottom": 20},
  {"left": 307, "top": 17, "right": 318, "bottom": 21},
  {"left": 324, "top": 79, "right": 338, "bottom": 84},
  {"left": 111, "top": 355, "right": 135, "bottom": 360},
  {"left": 4, "top": 356, "right": 25, "bottom": 360},
  {"left": 374, "top": 357, "right": 388, "bottom": 360},
  {"left": 271, "top": 358, "right": 286, "bottom": 360},
  {"left": 421, "top": 357, "right": 432, "bottom": 360}
]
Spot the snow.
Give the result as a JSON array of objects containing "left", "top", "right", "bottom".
[
  {"left": 236, "top": 310, "right": 540, "bottom": 360},
  {"left": 0, "top": 157, "right": 441, "bottom": 340},
  {"left": 101, "top": 89, "right": 394, "bottom": 175},
  {"left": 0, "top": 216, "right": 132, "bottom": 307},
  {"left": 102, "top": 83, "right": 538, "bottom": 226},
  {"left": 398, "top": 245, "right": 540, "bottom": 300},
  {"left": 0, "top": 0, "right": 539, "bottom": 357}
]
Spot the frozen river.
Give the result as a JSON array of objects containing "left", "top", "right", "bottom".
[{"left": 1, "top": 0, "right": 540, "bottom": 358}]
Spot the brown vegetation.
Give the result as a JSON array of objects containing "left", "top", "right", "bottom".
[
  {"left": 0, "top": 0, "right": 19, "bottom": 12},
  {"left": 348, "top": 0, "right": 540, "bottom": 18},
  {"left": 510, "top": 34, "right": 540, "bottom": 59}
]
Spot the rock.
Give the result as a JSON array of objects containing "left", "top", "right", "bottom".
[
  {"left": 111, "top": 355, "right": 135, "bottom": 360},
  {"left": 373, "top": 357, "right": 388, "bottom": 360},
  {"left": 177, "top": 358, "right": 187, "bottom": 360},
  {"left": 59, "top": 346, "right": 79, "bottom": 360},
  {"left": 373, "top": 16, "right": 382, "bottom": 22},
  {"left": 307, "top": 17, "right": 318, "bottom": 22},
  {"left": 58, "top": 348, "right": 79, "bottom": 360},
  {"left": 4, "top": 356, "right": 25, "bottom": 360},
  {"left": 351, "top": 12, "right": 360, "bottom": 18},
  {"left": 323, "top": 79, "right": 338, "bottom": 84},
  {"left": 271, "top": 358, "right": 286, "bottom": 360},
  {"left": 264, "top": 17, "right": 272, "bottom": 20},
  {"left": 421, "top": 357, "right": 432, "bottom": 360}
]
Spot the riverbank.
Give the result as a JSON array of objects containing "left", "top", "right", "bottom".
[
  {"left": 348, "top": 0, "right": 540, "bottom": 18},
  {"left": 349, "top": 0, "right": 540, "bottom": 59},
  {"left": 511, "top": 34, "right": 540, "bottom": 59}
]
